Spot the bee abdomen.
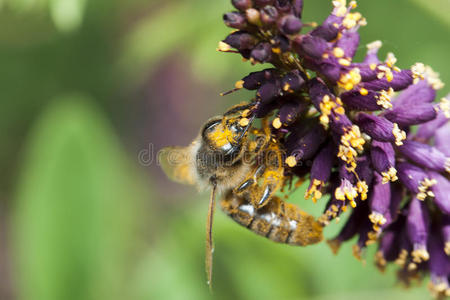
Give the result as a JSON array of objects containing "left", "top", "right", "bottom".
[{"left": 220, "top": 191, "right": 323, "bottom": 246}]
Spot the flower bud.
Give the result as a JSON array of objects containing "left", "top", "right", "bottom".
[
  {"left": 232, "top": 0, "right": 252, "bottom": 11},
  {"left": 279, "top": 15, "right": 302, "bottom": 35},
  {"left": 223, "top": 12, "right": 247, "bottom": 29}
]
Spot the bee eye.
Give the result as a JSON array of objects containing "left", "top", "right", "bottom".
[{"left": 201, "top": 119, "right": 221, "bottom": 140}]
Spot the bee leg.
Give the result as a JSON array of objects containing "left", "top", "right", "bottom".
[
  {"left": 257, "top": 184, "right": 273, "bottom": 207},
  {"left": 235, "top": 164, "right": 265, "bottom": 194},
  {"left": 236, "top": 178, "right": 255, "bottom": 192},
  {"left": 223, "top": 102, "right": 255, "bottom": 116}
]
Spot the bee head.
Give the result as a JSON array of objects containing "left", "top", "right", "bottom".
[{"left": 200, "top": 115, "right": 250, "bottom": 163}]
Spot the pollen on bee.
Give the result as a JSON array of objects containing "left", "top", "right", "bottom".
[
  {"left": 239, "top": 117, "right": 250, "bottom": 127},
  {"left": 285, "top": 156, "right": 297, "bottom": 167},
  {"left": 241, "top": 109, "right": 250, "bottom": 117}
]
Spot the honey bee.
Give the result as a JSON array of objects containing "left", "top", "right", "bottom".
[{"left": 160, "top": 102, "right": 323, "bottom": 289}]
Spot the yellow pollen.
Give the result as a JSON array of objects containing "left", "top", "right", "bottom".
[
  {"left": 239, "top": 118, "right": 249, "bottom": 127},
  {"left": 283, "top": 83, "right": 291, "bottom": 92},
  {"left": 412, "top": 247, "right": 430, "bottom": 263},
  {"left": 445, "top": 242, "right": 450, "bottom": 255},
  {"left": 438, "top": 97, "right": 450, "bottom": 118},
  {"left": 208, "top": 124, "right": 235, "bottom": 148},
  {"left": 285, "top": 156, "right": 297, "bottom": 167},
  {"left": 333, "top": 47, "right": 345, "bottom": 58},
  {"left": 339, "top": 58, "right": 351, "bottom": 66},
  {"left": 272, "top": 117, "right": 282, "bottom": 129},
  {"left": 235, "top": 80, "right": 244, "bottom": 89},
  {"left": 376, "top": 88, "right": 394, "bottom": 109},
  {"left": 412, "top": 63, "right": 445, "bottom": 89},
  {"left": 322, "top": 53, "right": 330, "bottom": 59},
  {"left": 385, "top": 52, "right": 397, "bottom": 68},
  {"left": 217, "top": 41, "right": 231, "bottom": 52},
  {"left": 369, "top": 63, "right": 377, "bottom": 70},
  {"left": 272, "top": 47, "right": 281, "bottom": 54},
  {"left": 392, "top": 123, "right": 406, "bottom": 146},
  {"left": 381, "top": 167, "right": 398, "bottom": 183},
  {"left": 245, "top": 8, "right": 261, "bottom": 26},
  {"left": 359, "top": 88, "right": 368, "bottom": 96},
  {"left": 369, "top": 212, "right": 387, "bottom": 230},
  {"left": 367, "top": 40, "right": 382, "bottom": 51},
  {"left": 335, "top": 106, "right": 345, "bottom": 115},
  {"left": 357, "top": 181, "right": 368, "bottom": 200},
  {"left": 319, "top": 114, "right": 330, "bottom": 127},
  {"left": 241, "top": 109, "right": 250, "bottom": 117},
  {"left": 305, "top": 179, "right": 324, "bottom": 203}
]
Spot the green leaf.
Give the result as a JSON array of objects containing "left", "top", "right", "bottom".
[{"left": 12, "top": 95, "right": 149, "bottom": 300}]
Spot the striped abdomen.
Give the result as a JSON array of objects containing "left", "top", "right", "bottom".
[{"left": 220, "top": 190, "right": 323, "bottom": 246}]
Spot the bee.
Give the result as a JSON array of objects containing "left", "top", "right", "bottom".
[{"left": 159, "top": 102, "right": 323, "bottom": 289}]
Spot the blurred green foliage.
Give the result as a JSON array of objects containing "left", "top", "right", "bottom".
[{"left": 0, "top": 0, "right": 449, "bottom": 299}]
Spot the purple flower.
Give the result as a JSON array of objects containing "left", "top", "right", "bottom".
[
  {"left": 415, "top": 110, "right": 449, "bottom": 142},
  {"left": 232, "top": 0, "right": 252, "bottom": 11},
  {"left": 276, "top": 100, "right": 306, "bottom": 126},
  {"left": 428, "top": 232, "right": 450, "bottom": 297},
  {"left": 383, "top": 102, "right": 437, "bottom": 127},
  {"left": 279, "top": 15, "right": 302, "bottom": 34},
  {"left": 336, "top": 31, "right": 360, "bottom": 59},
  {"left": 306, "top": 142, "right": 335, "bottom": 202},
  {"left": 398, "top": 140, "right": 450, "bottom": 174},
  {"left": 435, "top": 122, "right": 450, "bottom": 156},
  {"left": 429, "top": 171, "right": 450, "bottom": 214},
  {"left": 392, "top": 80, "right": 436, "bottom": 107},
  {"left": 361, "top": 69, "right": 412, "bottom": 92},
  {"left": 216, "top": 0, "right": 450, "bottom": 296},
  {"left": 260, "top": 6, "right": 279, "bottom": 25},
  {"left": 368, "top": 173, "right": 391, "bottom": 231},
  {"left": 356, "top": 113, "right": 406, "bottom": 145},
  {"left": 285, "top": 124, "right": 327, "bottom": 164},
  {"left": 397, "top": 162, "right": 433, "bottom": 200},
  {"left": 223, "top": 12, "right": 247, "bottom": 29},
  {"left": 370, "top": 141, "right": 397, "bottom": 183},
  {"left": 251, "top": 42, "right": 273, "bottom": 63},
  {"left": 293, "top": 35, "right": 330, "bottom": 59},
  {"left": 406, "top": 197, "right": 430, "bottom": 263}
]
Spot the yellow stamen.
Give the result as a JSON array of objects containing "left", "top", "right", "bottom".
[
  {"left": 217, "top": 41, "right": 231, "bottom": 52},
  {"left": 272, "top": 117, "right": 282, "bottom": 129},
  {"left": 392, "top": 123, "right": 406, "bottom": 146},
  {"left": 333, "top": 47, "right": 345, "bottom": 58}
]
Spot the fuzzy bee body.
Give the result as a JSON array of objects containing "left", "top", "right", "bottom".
[
  {"left": 160, "top": 102, "right": 324, "bottom": 288},
  {"left": 221, "top": 190, "right": 323, "bottom": 246}
]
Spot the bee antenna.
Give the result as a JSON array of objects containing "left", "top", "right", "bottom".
[
  {"left": 220, "top": 87, "right": 241, "bottom": 96},
  {"left": 206, "top": 181, "right": 217, "bottom": 293}
]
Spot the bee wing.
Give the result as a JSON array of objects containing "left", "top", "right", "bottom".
[{"left": 159, "top": 146, "right": 196, "bottom": 185}]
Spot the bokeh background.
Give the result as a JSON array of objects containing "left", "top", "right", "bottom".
[{"left": 1, "top": 0, "right": 449, "bottom": 299}]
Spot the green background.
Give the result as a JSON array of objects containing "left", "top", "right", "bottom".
[{"left": 0, "top": 0, "right": 449, "bottom": 299}]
